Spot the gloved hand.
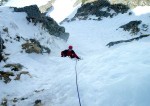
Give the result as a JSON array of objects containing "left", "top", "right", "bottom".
[{"left": 77, "top": 57, "right": 81, "bottom": 60}]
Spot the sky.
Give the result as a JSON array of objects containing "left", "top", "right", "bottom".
[{"left": 4, "top": 0, "right": 51, "bottom": 7}]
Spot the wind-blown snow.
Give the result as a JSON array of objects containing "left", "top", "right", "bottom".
[{"left": 1, "top": 2, "right": 150, "bottom": 106}]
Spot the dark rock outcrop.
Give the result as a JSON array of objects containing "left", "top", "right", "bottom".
[
  {"left": 0, "top": 37, "right": 7, "bottom": 62},
  {"left": 119, "top": 20, "right": 142, "bottom": 35},
  {"left": 4, "top": 63, "right": 24, "bottom": 71},
  {"left": 74, "top": 0, "right": 150, "bottom": 8},
  {"left": 13, "top": 5, "right": 69, "bottom": 41},
  {"left": 0, "top": 0, "right": 8, "bottom": 6},
  {"left": 0, "top": 70, "right": 31, "bottom": 83},
  {"left": 0, "top": 71, "right": 14, "bottom": 83},
  {"left": 106, "top": 34, "right": 150, "bottom": 47},
  {"left": 110, "top": 3, "right": 129, "bottom": 14},
  {"left": 71, "top": 0, "right": 129, "bottom": 21},
  {"left": 109, "top": 0, "right": 150, "bottom": 8},
  {"left": 1, "top": 98, "right": 7, "bottom": 106},
  {"left": 34, "top": 100, "right": 43, "bottom": 106},
  {"left": 0, "top": 37, "right": 5, "bottom": 53},
  {"left": 22, "top": 39, "right": 51, "bottom": 54},
  {"left": 1, "top": 63, "right": 31, "bottom": 83}
]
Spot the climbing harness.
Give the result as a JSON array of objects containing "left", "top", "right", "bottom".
[{"left": 75, "top": 59, "right": 82, "bottom": 106}]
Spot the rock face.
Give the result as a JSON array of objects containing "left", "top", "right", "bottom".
[
  {"left": 0, "top": 37, "right": 6, "bottom": 62},
  {"left": 1, "top": 98, "right": 7, "bottom": 106},
  {"left": 0, "top": 64, "right": 31, "bottom": 83},
  {"left": 75, "top": 0, "right": 150, "bottom": 8},
  {"left": 4, "top": 63, "right": 24, "bottom": 71},
  {"left": 109, "top": 0, "right": 150, "bottom": 8},
  {"left": 71, "top": 0, "right": 129, "bottom": 21},
  {"left": 0, "top": 37, "right": 5, "bottom": 53},
  {"left": 0, "top": 71, "right": 14, "bottom": 83},
  {"left": 106, "top": 34, "right": 150, "bottom": 47},
  {"left": 34, "top": 100, "right": 43, "bottom": 106},
  {"left": 22, "top": 39, "right": 51, "bottom": 54},
  {"left": 119, "top": 20, "right": 149, "bottom": 35},
  {"left": 13, "top": 5, "right": 69, "bottom": 41},
  {"left": 119, "top": 20, "right": 142, "bottom": 35},
  {"left": 78, "top": 0, "right": 150, "bottom": 8},
  {"left": 0, "top": 0, "right": 8, "bottom": 6}
]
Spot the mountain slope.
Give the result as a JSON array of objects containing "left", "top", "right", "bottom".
[
  {"left": 0, "top": 7, "right": 69, "bottom": 106},
  {"left": 61, "top": 4, "right": 150, "bottom": 106},
  {"left": 1, "top": 1, "right": 150, "bottom": 106}
]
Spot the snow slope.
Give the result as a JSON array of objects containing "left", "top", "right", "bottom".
[
  {"left": 1, "top": 1, "right": 150, "bottom": 106},
  {"left": 62, "top": 10, "right": 150, "bottom": 106},
  {"left": 0, "top": 7, "right": 68, "bottom": 105}
]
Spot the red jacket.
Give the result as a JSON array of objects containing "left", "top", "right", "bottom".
[{"left": 61, "top": 49, "right": 80, "bottom": 59}]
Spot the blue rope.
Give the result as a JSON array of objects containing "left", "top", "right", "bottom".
[{"left": 75, "top": 60, "right": 82, "bottom": 106}]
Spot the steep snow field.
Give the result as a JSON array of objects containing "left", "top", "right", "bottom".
[
  {"left": 62, "top": 11, "right": 150, "bottom": 106},
  {"left": 1, "top": 1, "right": 150, "bottom": 106},
  {"left": 0, "top": 7, "right": 68, "bottom": 106}
]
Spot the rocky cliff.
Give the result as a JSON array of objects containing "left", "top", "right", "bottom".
[
  {"left": 13, "top": 5, "right": 69, "bottom": 41},
  {"left": 109, "top": 0, "right": 150, "bottom": 8},
  {"left": 75, "top": 0, "right": 150, "bottom": 8}
]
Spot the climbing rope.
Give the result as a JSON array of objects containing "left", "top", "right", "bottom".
[
  {"left": 75, "top": 59, "right": 82, "bottom": 106},
  {"left": 0, "top": 31, "right": 3, "bottom": 52}
]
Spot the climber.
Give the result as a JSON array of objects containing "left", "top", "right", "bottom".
[{"left": 61, "top": 46, "right": 80, "bottom": 60}]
